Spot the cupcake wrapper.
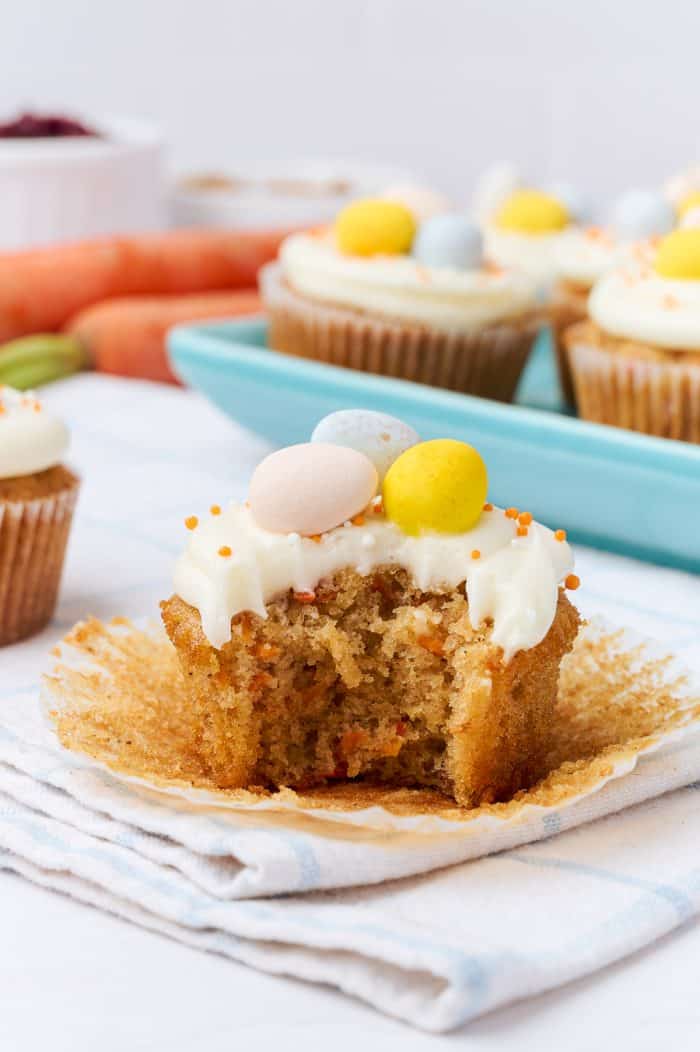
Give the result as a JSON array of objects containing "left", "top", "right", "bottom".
[
  {"left": 260, "top": 264, "right": 540, "bottom": 403},
  {"left": 548, "top": 284, "right": 590, "bottom": 406},
  {"left": 0, "top": 479, "right": 79, "bottom": 645},
  {"left": 567, "top": 340, "right": 700, "bottom": 443}
]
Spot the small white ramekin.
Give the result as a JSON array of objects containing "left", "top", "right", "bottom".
[{"left": 0, "top": 115, "right": 164, "bottom": 249}]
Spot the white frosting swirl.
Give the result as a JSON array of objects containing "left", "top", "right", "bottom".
[
  {"left": 0, "top": 387, "right": 70, "bottom": 479},
  {"left": 555, "top": 228, "right": 635, "bottom": 288},
  {"left": 589, "top": 266, "right": 700, "bottom": 350},
  {"left": 173, "top": 504, "right": 574, "bottom": 662},
  {"left": 483, "top": 226, "right": 570, "bottom": 288},
  {"left": 279, "top": 233, "right": 538, "bottom": 332}
]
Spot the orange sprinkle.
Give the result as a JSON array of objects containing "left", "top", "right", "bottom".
[
  {"left": 294, "top": 590, "right": 316, "bottom": 604},
  {"left": 218, "top": 545, "right": 232, "bottom": 557},
  {"left": 517, "top": 525, "right": 529, "bottom": 537},
  {"left": 372, "top": 499, "right": 384, "bottom": 515},
  {"left": 518, "top": 511, "right": 533, "bottom": 526},
  {"left": 210, "top": 504, "right": 222, "bottom": 516},
  {"left": 352, "top": 514, "right": 365, "bottom": 526},
  {"left": 309, "top": 534, "right": 323, "bottom": 544},
  {"left": 184, "top": 515, "right": 198, "bottom": 530},
  {"left": 471, "top": 549, "right": 481, "bottom": 560},
  {"left": 483, "top": 502, "right": 493, "bottom": 511},
  {"left": 565, "top": 573, "right": 581, "bottom": 591},
  {"left": 662, "top": 293, "right": 679, "bottom": 309},
  {"left": 555, "top": 529, "right": 567, "bottom": 542},
  {"left": 505, "top": 507, "right": 519, "bottom": 519}
]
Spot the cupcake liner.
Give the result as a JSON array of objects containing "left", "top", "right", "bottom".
[
  {"left": 548, "top": 282, "right": 590, "bottom": 405},
  {"left": 0, "top": 476, "right": 79, "bottom": 645},
  {"left": 566, "top": 333, "right": 700, "bottom": 443},
  {"left": 260, "top": 263, "right": 541, "bottom": 403}
]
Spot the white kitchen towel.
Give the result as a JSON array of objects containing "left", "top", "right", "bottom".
[{"left": 1, "top": 374, "right": 700, "bottom": 1030}]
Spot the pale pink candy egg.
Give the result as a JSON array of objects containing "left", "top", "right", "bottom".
[
  {"left": 681, "top": 206, "right": 700, "bottom": 229},
  {"left": 249, "top": 442, "right": 378, "bottom": 536}
]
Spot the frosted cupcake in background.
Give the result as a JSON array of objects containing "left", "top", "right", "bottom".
[
  {"left": 564, "top": 228, "right": 700, "bottom": 443},
  {"left": 0, "top": 388, "right": 79, "bottom": 644},
  {"left": 551, "top": 189, "right": 676, "bottom": 403},
  {"left": 474, "top": 164, "right": 587, "bottom": 291},
  {"left": 260, "top": 194, "right": 542, "bottom": 403}
]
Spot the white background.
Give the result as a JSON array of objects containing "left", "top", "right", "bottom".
[{"left": 3, "top": 0, "right": 700, "bottom": 203}]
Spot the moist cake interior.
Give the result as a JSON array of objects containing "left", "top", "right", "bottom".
[{"left": 162, "top": 565, "right": 578, "bottom": 804}]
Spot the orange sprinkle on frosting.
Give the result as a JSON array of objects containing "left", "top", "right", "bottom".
[
  {"left": 471, "top": 549, "right": 481, "bottom": 560},
  {"left": 218, "top": 545, "right": 232, "bottom": 558},
  {"left": 309, "top": 534, "right": 323, "bottom": 544},
  {"left": 518, "top": 511, "right": 533, "bottom": 526},
  {"left": 210, "top": 504, "right": 222, "bottom": 516},
  {"left": 505, "top": 507, "right": 519, "bottom": 519},
  {"left": 483, "top": 502, "right": 493, "bottom": 512},
  {"left": 184, "top": 515, "right": 198, "bottom": 530},
  {"left": 565, "top": 573, "right": 580, "bottom": 591},
  {"left": 555, "top": 529, "right": 567, "bottom": 542},
  {"left": 352, "top": 514, "right": 365, "bottom": 526},
  {"left": 516, "top": 525, "right": 529, "bottom": 537}
]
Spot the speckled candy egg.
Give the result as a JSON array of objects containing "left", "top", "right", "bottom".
[
  {"left": 311, "top": 409, "right": 419, "bottom": 482},
  {"left": 249, "top": 442, "right": 378, "bottom": 536},
  {"left": 496, "top": 189, "right": 570, "bottom": 234},
  {"left": 654, "top": 228, "right": 700, "bottom": 280},
  {"left": 412, "top": 215, "right": 484, "bottom": 270},
  {"left": 335, "top": 199, "right": 416, "bottom": 256},
  {"left": 383, "top": 439, "right": 488, "bottom": 536},
  {"left": 610, "top": 189, "right": 676, "bottom": 242}
]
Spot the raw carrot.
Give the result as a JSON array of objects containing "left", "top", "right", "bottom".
[
  {"left": 0, "top": 228, "right": 287, "bottom": 342},
  {"left": 64, "top": 290, "right": 262, "bottom": 383}
]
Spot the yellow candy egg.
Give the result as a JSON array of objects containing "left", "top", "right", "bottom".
[
  {"left": 335, "top": 199, "right": 416, "bottom": 256},
  {"left": 495, "top": 189, "right": 570, "bottom": 234},
  {"left": 654, "top": 228, "right": 700, "bottom": 280},
  {"left": 383, "top": 439, "right": 488, "bottom": 536},
  {"left": 678, "top": 190, "right": 700, "bottom": 217}
]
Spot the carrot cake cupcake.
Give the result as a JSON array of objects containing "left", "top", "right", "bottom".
[
  {"left": 565, "top": 228, "right": 700, "bottom": 442},
  {"left": 0, "top": 386, "right": 79, "bottom": 644},
  {"left": 162, "top": 409, "right": 580, "bottom": 806},
  {"left": 259, "top": 199, "right": 541, "bottom": 403},
  {"left": 551, "top": 189, "right": 676, "bottom": 403}
]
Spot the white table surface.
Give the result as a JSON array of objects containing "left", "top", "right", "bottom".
[{"left": 2, "top": 376, "right": 699, "bottom": 1049}]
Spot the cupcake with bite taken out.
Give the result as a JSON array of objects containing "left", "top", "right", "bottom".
[
  {"left": 259, "top": 196, "right": 542, "bottom": 403},
  {"left": 0, "top": 387, "right": 79, "bottom": 644},
  {"left": 551, "top": 189, "right": 677, "bottom": 403},
  {"left": 565, "top": 228, "right": 700, "bottom": 442},
  {"left": 162, "top": 408, "right": 580, "bottom": 806}
]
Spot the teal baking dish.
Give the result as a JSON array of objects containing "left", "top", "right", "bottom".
[{"left": 168, "top": 319, "right": 700, "bottom": 573}]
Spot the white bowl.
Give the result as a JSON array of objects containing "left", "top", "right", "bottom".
[
  {"left": 169, "top": 158, "right": 417, "bottom": 230},
  {"left": 0, "top": 115, "right": 164, "bottom": 249}
]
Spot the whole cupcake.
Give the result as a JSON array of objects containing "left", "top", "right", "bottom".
[
  {"left": 564, "top": 228, "right": 700, "bottom": 442},
  {"left": 552, "top": 189, "right": 677, "bottom": 403},
  {"left": 259, "top": 197, "right": 541, "bottom": 403},
  {"left": 0, "top": 387, "right": 79, "bottom": 644}
]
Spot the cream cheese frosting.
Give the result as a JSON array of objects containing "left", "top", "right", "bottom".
[
  {"left": 0, "top": 386, "right": 70, "bottom": 479},
  {"left": 279, "top": 232, "right": 538, "bottom": 332},
  {"left": 555, "top": 228, "right": 632, "bottom": 288},
  {"left": 173, "top": 504, "right": 574, "bottom": 661},
  {"left": 589, "top": 266, "right": 700, "bottom": 350},
  {"left": 483, "top": 226, "right": 569, "bottom": 288}
]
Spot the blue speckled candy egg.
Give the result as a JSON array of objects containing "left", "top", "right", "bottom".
[
  {"left": 610, "top": 189, "right": 676, "bottom": 242},
  {"left": 412, "top": 215, "right": 484, "bottom": 270},
  {"left": 311, "top": 409, "right": 419, "bottom": 482}
]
